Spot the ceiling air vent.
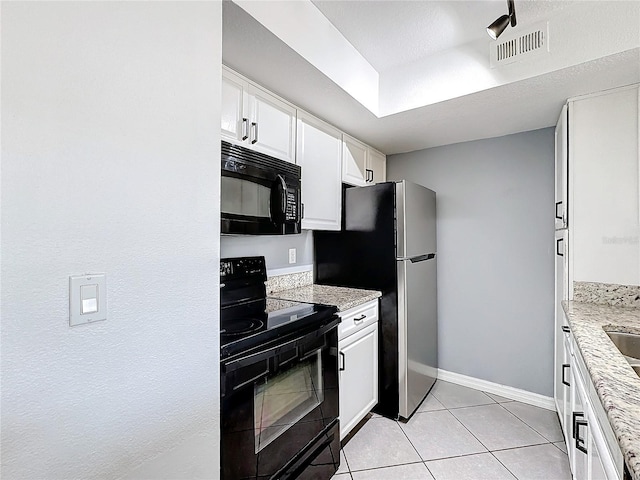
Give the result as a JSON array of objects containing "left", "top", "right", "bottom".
[{"left": 490, "top": 21, "right": 549, "bottom": 68}]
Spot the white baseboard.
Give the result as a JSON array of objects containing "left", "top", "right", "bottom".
[{"left": 437, "top": 369, "right": 556, "bottom": 411}]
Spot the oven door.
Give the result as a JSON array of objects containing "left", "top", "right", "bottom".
[
  {"left": 221, "top": 321, "right": 339, "bottom": 480},
  {"left": 220, "top": 142, "right": 301, "bottom": 235}
]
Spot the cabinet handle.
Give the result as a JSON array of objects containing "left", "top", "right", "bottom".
[
  {"left": 339, "top": 351, "right": 345, "bottom": 371},
  {"left": 251, "top": 122, "right": 258, "bottom": 144},
  {"left": 575, "top": 418, "right": 588, "bottom": 454},
  {"left": 556, "top": 238, "right": 564, "bottom": 257},
  {"left": 561, "top": 364, "right": 570, "bottom": 386},
  {"left": 555, "top": 201, "right": 563, "bottom": 220},
  {"left": 562, "top": 326, "right": 570, "bottom": 333},
  {"left": 365, "top": 169, "right": 373, "bottom": 182},
  {"left": 353, "top": 314, "right": 366, "bottom": 324},
  {"left": 572, "top": 411, "right": 584, "bottom": 439},
  {"left": 241, "top": 118, "right": 249, "bottom": 141}
]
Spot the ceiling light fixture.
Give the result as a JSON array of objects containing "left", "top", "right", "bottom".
[{"left": 487, "top": 0, "right": 517, "bottom": 40}]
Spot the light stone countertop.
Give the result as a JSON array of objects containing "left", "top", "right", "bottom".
[
  {"left": 269, "top": 284, "right": 381, "bottom": 312},
  {"left": 563, "top": 301, "right": 640, "bottom": 479}
]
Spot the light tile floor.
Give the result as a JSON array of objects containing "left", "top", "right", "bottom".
[{"left": 332, "top": 380, "right": 572, "bottom": 480}]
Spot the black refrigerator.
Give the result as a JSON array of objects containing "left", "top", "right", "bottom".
[{"left": 314, "top": 180, "right": 438, "bottom": 420}]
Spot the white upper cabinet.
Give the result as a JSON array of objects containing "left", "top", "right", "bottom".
[
  {"left": 342, "top": 134, "right": 387, "bottom": 186},
  {"left": 221, "top": 67, "right": 296, "bottom": 164},
  {"left": 570, "top": 85, "right": 640, "bottom": 286},
  {"left": 297, "top": 111, "right": 342, "bottom": 231},
  {"left": 221, "top": 69, "right": 248, "bottom": 143},
  {"left": 367, "top": 148, "right": 387, "bottom": 185},
  {"left": 555, "top": 104, "right": 568, "bottom": 230},
  {"left": 248, "top": 84, "right": 297, "bottom": 163},
  {"left": 342, "top": 134, "right": 368, "bottom": 186}
]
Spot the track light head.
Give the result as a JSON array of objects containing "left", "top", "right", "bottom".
[
  {"left": 487, "top": 0, "right": 517, "bottom": 40},
  {"left": 487, "top": 14, "right": 511, "bottom": 40}
]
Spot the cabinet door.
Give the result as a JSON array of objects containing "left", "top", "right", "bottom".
[
  {"left": 570, "top": 86, "right": 640, "bottom": 285},
  {"left": 297, "top": 112, "right": 342, "bottom": 230},
  {"left": 221, "top": 69, "right": 249, "bottom": 144},
  {"left": 367, "top": 149, "right": 386, "bottom": 184},
  {"left": 339, "top": 322, "right": 378, "bottom": 440},
  {"left": 248, "top": 84, "right": 296, "bottom": 163},
  {"left": 554, "top": 287, "right": 568, "bottom": 432},
  {"left": 571, "top": 367, "right": 588, "bottom": 480},
  {"left": 342, "top": 134, "right": 368, "bottom": 186},
  {"left": 555, "top": 105, "right": 568, "bottom": 229},
  {"left": 589, "top": 431, "right": 608, "bottom": 480},
  {"left": 562, "top": 334, "right": 573, "bottom": 447}
]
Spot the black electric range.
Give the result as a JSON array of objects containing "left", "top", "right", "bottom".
[
  {"left": 220, "top": 295, "right": 338, "bottom": 360},
  {"left": 220, "top": 256, "right": 341, "bottom": 480}
]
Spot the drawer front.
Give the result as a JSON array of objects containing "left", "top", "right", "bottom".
[{"left": 339, "top": 300, "right": 379, "bottom": 341}]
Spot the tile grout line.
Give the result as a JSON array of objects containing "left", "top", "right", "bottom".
[
  {"left": 488, "top": 450, "right": 520, "bottom": 480},
  {"left": 496, "top": 401, "right": 563, "bottom": 443},
  {"left": 337, "top": 381, "right": 571, "bottom": 479},
  {"left": 448, "top": 401, "right": 552, "bottom": 452}
]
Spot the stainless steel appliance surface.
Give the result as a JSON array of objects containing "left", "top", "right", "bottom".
[
  {"left": 314, "top": 180, "right": 438, "bottom": 420},
  {"left": 221, "top": 141, "right": 302, "bottom": 235},
  {"left": 220, "top": 256, "right": 340, "bottom": 480}
]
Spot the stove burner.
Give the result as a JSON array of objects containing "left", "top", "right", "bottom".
[{"left": 221, "top": 318, "right": 264, "bottom": 337}]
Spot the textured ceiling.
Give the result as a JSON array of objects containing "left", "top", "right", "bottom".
[
  {"left": 311, "top": 0, "right": 575, "bottom": 72},
  {"left": 223, "top": 1, "right": 640, "bottom": 154}
]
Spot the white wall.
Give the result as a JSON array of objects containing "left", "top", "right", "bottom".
[
  {"left": 1, "top": 3, "right": 221, "bottom": 479},
  {"left": 388, "top": 128, "right": 555, "bottom": 396},
  {"left": 221, "top": 231, "right": 314, "bottom": 274}
]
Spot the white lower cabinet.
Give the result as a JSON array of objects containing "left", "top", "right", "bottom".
[
  {"left": 338, "top": 300, "right": 379, "bottom": 440},
  {"left": 560, "top": 317, "right": 625, "bottom": 480}
]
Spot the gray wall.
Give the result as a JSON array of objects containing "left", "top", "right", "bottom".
[
  {"left": 388, "top": 128, "right": 555, "bottom": 396},
  {"left": 1, "top": 3, "right": 221, "bottom": 478},
  {"left": 221, "top": 231, "right": 314, "bottom": 272}
]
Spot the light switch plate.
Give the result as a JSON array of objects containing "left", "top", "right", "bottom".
[
  {"left": 288, "top": 248, "right": 296, "bottom": 264},
  {"left": 69, "top": 273, "right": 107, "bottom": 326}
]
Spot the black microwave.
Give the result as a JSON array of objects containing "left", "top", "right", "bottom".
[{"left": 221, "top": 141, "right": 302, "bottom": 235}]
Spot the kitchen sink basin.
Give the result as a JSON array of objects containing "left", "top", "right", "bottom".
[
  {"left": 606, "top": 331, "right": 640, "bottom": 362},
  {"left": 606, "top": 331, "right": 640, "bottom": 379}
]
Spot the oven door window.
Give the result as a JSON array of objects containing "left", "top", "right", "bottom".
[
  {"left": 254, "top": 349, "right": 323, "bottom": 453},
  {"left": 221, "top": 176, "right": 271, "bottom": 219}
]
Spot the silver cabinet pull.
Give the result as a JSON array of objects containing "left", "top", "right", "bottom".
[
  {"left": 241, "top": 118, "right": 249, "bottom": 141},
  {"left": 251, "top": 122, "right": 258, "bottom": 144}
]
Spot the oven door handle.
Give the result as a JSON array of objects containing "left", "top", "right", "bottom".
[
  {"left": 223, "top": 318, "right": 339, "bottom": 373},
  {"left": 232, "top": 367, "right": 270, "bottom": 392}
]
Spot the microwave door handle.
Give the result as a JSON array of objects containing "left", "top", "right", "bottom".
[{"left": 277, "top": 174, "right": 287, "bottom": 216}]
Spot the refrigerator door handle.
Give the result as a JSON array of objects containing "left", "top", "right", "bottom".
[
  {"left": 410, "top": 253, "right": 435, "bottom": 263},
  {"left": 397, "top": 253, "right": 436, "bottom": 262}
]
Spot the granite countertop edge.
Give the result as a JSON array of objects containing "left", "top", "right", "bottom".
[
  {"left": 562, "top": 300, "right": 640, "bottom": 480},
  {"left": 268, "top": 284, "right": 382, "bottom": 312}
]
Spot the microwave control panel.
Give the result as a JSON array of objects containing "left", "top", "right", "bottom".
[{"left": 285, "top": 191, "right": 298, "bottom": 221}]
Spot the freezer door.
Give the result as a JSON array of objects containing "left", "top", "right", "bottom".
[
  {"left": 397, "top": 256, "right": 438, "bottom": 419},
  {"left": 396, "top": 181, "right": 437, "bottom": 259}
]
